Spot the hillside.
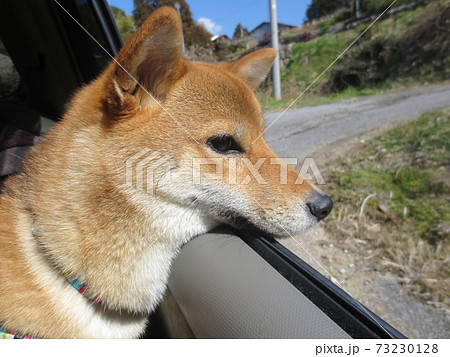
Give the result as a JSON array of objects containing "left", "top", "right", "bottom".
[{"left": 259, "top": 0, "right": 449, "bottom": 109}]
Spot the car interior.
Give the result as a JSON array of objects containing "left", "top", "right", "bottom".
[{"left": 0, "top": 0, "right": 405, "bottom": 339}]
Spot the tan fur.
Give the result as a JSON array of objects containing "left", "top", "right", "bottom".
[{"left": 0, "top": 7, "right": 324, "bottom": 338}]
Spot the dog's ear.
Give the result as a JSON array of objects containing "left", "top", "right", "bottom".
[
  {"left": 220, "top": 48, "right": 277, "bottom": 89},
  {"left": 104, "top": 7, "right": 186, "bottom": 116}
]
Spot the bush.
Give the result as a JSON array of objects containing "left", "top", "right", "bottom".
[
  {"left": 331, "top": 10, "right": 352, "bottom": 24},
  {"left": 184, "top": 22, "right": 212, "bottom": 47},
  {"left": 213, "top": 41, "right": 247, "bottom": 61},
  {"left": 318, "top": 19, "right": 332, "bottom": 34},
  {"left": 324, "top": 0, "right": 450, "bottom": 93},
  {"left": 306, "top": 0, "right": 349, "bottom": 21},
  {"left": 361, "top": 0, "right": 418, "bottom": 16}
]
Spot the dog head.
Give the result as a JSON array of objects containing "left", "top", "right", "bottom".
[{"left": 101, "top": 7, "right": 332, "bottom": 237}]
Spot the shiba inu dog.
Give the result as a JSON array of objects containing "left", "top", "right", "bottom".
[{"left": 0, "top": 7, "right": 332, "bottom": 338}]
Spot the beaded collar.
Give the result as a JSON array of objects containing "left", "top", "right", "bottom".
[
  {"left": 30, "top": 227, "right": 105, "bottom": 306},
  {"left": 0, "top": 328, "right": 35, "bottom": 339}
]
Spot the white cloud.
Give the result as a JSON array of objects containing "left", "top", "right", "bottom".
[{"left": 197, "top": 17, "right": 223, "bottom": 35}]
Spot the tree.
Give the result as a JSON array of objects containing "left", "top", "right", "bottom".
[
  {"left": 184, "top": 22, "right": 212, "bottom": 47},
  {"left": 110, "top": 5, "right": 136, "bottom": 43},
  {"left": 305, "top": 0, "right": 350, "bottom": 21},
  {"left": 132, "top": 0, "right": 212, "bottom": 46},
  {"left": 133, "top": 0, "right": 155, "bottom": 28},
  {"left": 232, "top": 23, "right": 249, "bottom": 40}
]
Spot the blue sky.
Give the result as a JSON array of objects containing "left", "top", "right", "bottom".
[{"left": 108, "top": 0, "right": 310, "bottom": 37}]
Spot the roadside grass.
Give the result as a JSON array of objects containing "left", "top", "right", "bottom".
[
  {"left": 258, "top": 85, "right": 383, "bottom": 111},
  {"left": 258, "top": 95, "right": 337, "bottom": 111},
  {"left": 258, "top": 79, "right": 419, "bottom": 112},
  {"left": 322, "top": 109, "right": 450, "bottom": 311}
]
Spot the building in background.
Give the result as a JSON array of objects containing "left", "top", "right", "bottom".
[
  {"left": 250, "top": 21, "right": 295, "bottom": 44},
  {"left": 211, "top": 34, "right": 232, "bottom": 43}
]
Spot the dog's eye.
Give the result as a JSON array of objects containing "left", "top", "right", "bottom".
[{"left": 207, "top": 135, "right": 243, "bottom": 154}]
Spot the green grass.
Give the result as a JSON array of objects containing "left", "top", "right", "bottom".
[
  {"left": 372, "top": 111, "right": 450, "bottom": 166},
  {"left": 259, "top": 93, "right": 352, "bottom": 112},
  {"left": 394, "top": 5, "right": 425, "bottom": 29},
  {"left": 323, "top": 109, "right": 450, "bottom": 307},
  {"left": 260, "top": 81, "right": 395, "bottom": 111},
  {"left": 281, "top": 31, "right": 355, "bottom": 92},
  {"left": 317, "top": 18, "right": 333, "bottom": 34},
  {"left": 332, "top": 110, "right": 449, "bottom": 242},
  {"left": 329, "top": 82, "right": 391, "bottom": 98}
]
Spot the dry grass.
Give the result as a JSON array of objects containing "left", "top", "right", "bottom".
[{"left": 322, "top": 109, "right": 450, "bottom": 312}]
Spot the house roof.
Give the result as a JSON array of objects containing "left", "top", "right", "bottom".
[
  {"left": 211, "top": 34, "right": 231, "bottom": 42},
  {"left": 250, "top": 21, "right": 296, "bottom": 33}
]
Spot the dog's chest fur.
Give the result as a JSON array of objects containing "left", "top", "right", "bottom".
[{"left": 0, "top": 190, "right": 215, "bottom": 338}]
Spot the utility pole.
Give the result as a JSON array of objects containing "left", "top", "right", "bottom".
[
  {"left": 174, "top": 2, "right": 185, "bottom": 52},
  {"left": 269, "top": 0, "right": 281, "bottom": 100},
  {"left": 356, "top": 0, "right": 360, "bottom": 18}
]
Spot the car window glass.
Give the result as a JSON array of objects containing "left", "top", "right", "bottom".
[{"left": 75, "top": 0, "right": 113, "bottom": 72}]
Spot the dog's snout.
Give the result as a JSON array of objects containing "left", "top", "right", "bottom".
[{"left": 307, "top": 193, "right": 333, "bottom": 221}]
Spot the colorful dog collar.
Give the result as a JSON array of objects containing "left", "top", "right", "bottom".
[{"left": 0, "top": 227, "right": 106, "bottom": 339}]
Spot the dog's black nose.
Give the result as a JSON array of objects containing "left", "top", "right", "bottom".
[{"left": 307, "top": 193, "right": 333, "bottom": 221}]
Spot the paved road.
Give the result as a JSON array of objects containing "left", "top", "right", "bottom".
[{"left": 264, "top": 84, "right": 450, "bottom": 158}]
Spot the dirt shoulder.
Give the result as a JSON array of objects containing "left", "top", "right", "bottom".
[
  {"left": 277, "top": 113, "right": 450, "bottom": 338},
  {"left": 279, "top": 225, "right": 449, "bottom": 338}
]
